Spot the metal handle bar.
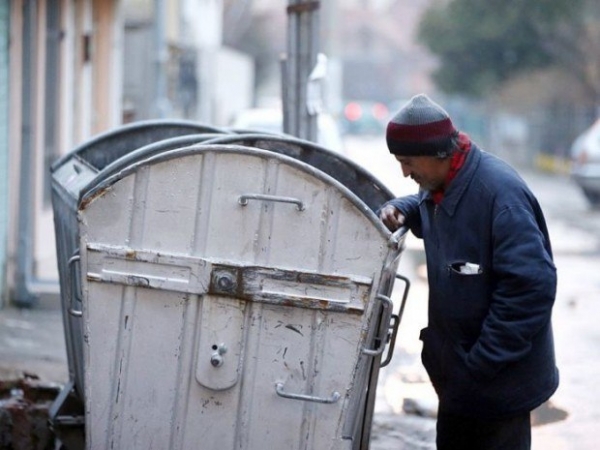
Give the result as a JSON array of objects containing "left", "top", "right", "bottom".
[
  {"left": 362, "top": 294, "right": 393, "bottom": 356},
  {"left": 380, "top": 314, "right": 399, "bottom": 368},
  {"left": 238, "top": 194, "right": 305, "bottom": 211},
  {"left": 275, "top": 382, "right": 340, "bottom": 404},
  {"left": 393, "top": 274, "right": 411, "bottom": 328},
  {"left": 380, "top": 274, "right": 411, "bottom": 367},
  {"left": 389, "top": 226, "right": 409, "bottom": 251},
  {"left": 68, "top": 252, "right": 83, "bottom": 317}
]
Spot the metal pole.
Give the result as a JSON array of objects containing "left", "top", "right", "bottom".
[
  {"left": 154, "top": 0, "right": 170, "bottom": 118},
  {"left": 283, "top": 1, "right": 298, "bottom": 136},
  {"left": 14, "top": 0, "right": 37, "bottom": 306},
  {"left": 283, "top": 0, "right": 319, "bottom": 143}
]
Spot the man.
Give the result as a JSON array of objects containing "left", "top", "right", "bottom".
[{"left": 379, "top": 94, "right": 558, "bottom": 449}]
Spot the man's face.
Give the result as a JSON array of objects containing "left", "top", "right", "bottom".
[{"left": 394, "top": 155, "right": 451, "bottom": 191}]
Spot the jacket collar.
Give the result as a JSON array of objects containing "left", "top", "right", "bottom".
[{"left": 418, "top": 144, "right": 481, "bottom": 216}]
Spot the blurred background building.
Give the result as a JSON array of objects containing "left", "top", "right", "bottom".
[{"left": 2, "top": 0, "right": 599, "bottom": 307}]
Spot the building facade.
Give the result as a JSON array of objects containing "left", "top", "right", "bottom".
[{"left": 5, "top": 0, "right": 123, "bottom": 307}]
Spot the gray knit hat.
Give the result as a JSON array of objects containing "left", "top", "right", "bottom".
[{"left": 386, "top": 94, "right": 457, "bottom": 157}]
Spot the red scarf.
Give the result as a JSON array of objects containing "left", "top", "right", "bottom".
[{"left": 431, "top": 132, "right": 471, "bottom": 205}]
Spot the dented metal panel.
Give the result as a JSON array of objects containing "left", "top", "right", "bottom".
[
  {"left": 85, "top": 243, "right": 372, "bottom": 313},
  {"left": 78, "top": 145, "right": 405, "bottom": 450},
  {"left": 85, "top": 244, "right": 213, "bottom": 293}
]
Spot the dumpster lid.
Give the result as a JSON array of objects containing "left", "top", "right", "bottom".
[
  {"left": 202, "top": 133, "right": 395, "bottom": 213},
  {"left": 79, "top": 143, "right": 395, "bottom": 240}
]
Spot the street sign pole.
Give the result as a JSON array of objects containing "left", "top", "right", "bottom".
[{"left": 282, "top": 0, "right": 320, "bottom": 143}]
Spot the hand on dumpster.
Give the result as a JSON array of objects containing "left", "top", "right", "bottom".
[{"left": 379, "top": 205, "right": 405, "bottom": 231}]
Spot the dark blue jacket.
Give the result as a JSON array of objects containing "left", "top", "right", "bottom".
[{"left": 385, "top": 144, "right": 558, "bottom": 419}]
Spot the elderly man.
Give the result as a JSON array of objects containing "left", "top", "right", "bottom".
[{"left": 379, "top": 94, "right": 558, "bottom": 450}]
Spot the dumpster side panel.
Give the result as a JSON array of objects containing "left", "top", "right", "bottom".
[
  {"left": 83, "top": 283, "right": 125, "bottom": 448},
  {"left": 137, "top": 156, "right": 203, "bottom": 253},
  {"left": 80, "top": 176, "right": 135, "bottom": 245},
  {"left": 51, "top": 159, "right": 100, "bottom": 399},
  {"left": 262, "top": 164, "right": 330, "bottom": 269},
  {"left": 85, "top": 285, "right": 205, "bottom": 450},
  {"left": 241, "top": 305, "right": 361, "bottom": 450},
  {"left": 80, "top": 148, "right": 392, "bottom": 450},
  {"left": 199, "top": 152, "right": 269, "bottom": 262},
  {"left": 178, "top": 300, "right": 364, "bottom": 450},
  {"left": 332, "top": 198, "right": 388, "bottom": 274}
]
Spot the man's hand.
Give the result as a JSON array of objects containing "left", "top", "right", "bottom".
[{"left": 379, "top": 205, "right": 405, "bottom": 231}]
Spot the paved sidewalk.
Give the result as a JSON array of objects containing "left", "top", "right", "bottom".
[{"left": 0, "top": 300, "right": 68, "bottom": 384}]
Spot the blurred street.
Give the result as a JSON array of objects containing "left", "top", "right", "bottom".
[{"left": 1, "top": 136, "right": 599, "bottom": 448}]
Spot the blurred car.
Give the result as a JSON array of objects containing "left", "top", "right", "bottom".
[
  {"left": 230, "top": 108, "right": 344, "bottom": 153},
  {"left": 570, "top": 119, "right": 600, "bottom": 206},
  {"left": 340, "top": 100, "right": 389, "bottom": 135}
]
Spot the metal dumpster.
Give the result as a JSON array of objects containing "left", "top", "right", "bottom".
[
  {"left": 76, "top": 144, "right": 408, "bottom": 450},
  {"left": 200, "top": 134, "right": 408, "bottom": 443},
  {"left": 49, "top": 120, "right": 230, "bottom": 447}
]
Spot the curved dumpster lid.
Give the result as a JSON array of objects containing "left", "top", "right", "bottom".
[
  {"left": 79, "top": 133, "right": 227, "bottom": 198},
  {"left": 51, "top": 119, "right": 232, "bottom": 173},
  {"left": 80, "top": 144, "right": 395, "bottom": 240},
  {"left": 228, "top": 127, "right": 286, "bottom": 136},
  {"left": 201, "top": 133, "right": 395, "bottom": 213}
]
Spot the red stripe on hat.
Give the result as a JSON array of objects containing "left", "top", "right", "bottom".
[{"left": 387, "top": 118, "right": 455, "bottom": 142}]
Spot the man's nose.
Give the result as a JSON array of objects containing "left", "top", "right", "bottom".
[{"left": 400, "top": 163, "right": 411, "bottom": 178}]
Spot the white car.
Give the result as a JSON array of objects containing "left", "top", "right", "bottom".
[
  {"left": 230, "top": 108, "right": 345, "bottom": 154},
  {"left": 570, "top": 119, "right": 600, "bottom": 206}
]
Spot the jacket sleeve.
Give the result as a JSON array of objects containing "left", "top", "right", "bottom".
[
  {"left": 465, "top": 204, "right": 557, "bottom": 380},
  {"left": 378, "top": 194, "right": 423, "bottom": 238}
]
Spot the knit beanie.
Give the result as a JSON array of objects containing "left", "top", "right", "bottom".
[{"left": 386, "top": 94, "right": 457, "bottom": 157}]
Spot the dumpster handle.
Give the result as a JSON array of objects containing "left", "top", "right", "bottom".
[
  {"left": 238, "top": 194, "right": 305, "bottom": 211},
  {"left": 362, "top": 294, "right": 392, "bottom": 356},
  {"left": 275, "top": 382, "right": 341, "bottom": 404},
  {"left": 380, "top": 274, "right": 411, "bottom": 367},
  {"left": 68, "top": 252, "right": 83, "bottom": 318},
  {"left": 380, "top": 314, "right": 399, "bottom": 368}
]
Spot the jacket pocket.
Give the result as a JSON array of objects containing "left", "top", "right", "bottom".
[
  {"left": 445, "top": 261, "right": 488, "bottom": 320},
  {"left": 448, "top": 261, "right": 482, "bottom": 276}
]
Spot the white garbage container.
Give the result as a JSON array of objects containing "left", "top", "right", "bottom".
[{"left": 77, "top": 144, "right": 407, "bottom": 450}]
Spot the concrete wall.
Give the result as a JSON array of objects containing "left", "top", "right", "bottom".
[{"left": 213, "top": 47, "right": 254, "bottom": 126}]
